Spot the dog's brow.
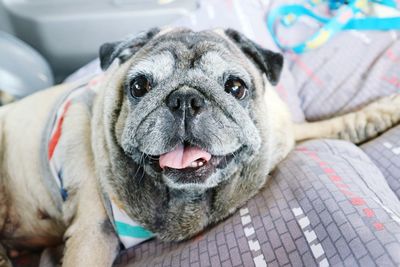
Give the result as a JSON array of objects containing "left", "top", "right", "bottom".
[
  {"left": 128, "top": 52, "right": 175, "bottom": 81},
  {"left": 198, "top": 51, "right": 251, "bottom": 83}
]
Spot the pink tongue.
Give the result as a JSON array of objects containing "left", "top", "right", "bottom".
[{"left": 159, "top": 144, "right": 212, "bottom": 169}]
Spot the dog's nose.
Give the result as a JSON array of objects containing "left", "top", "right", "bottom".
[{"left": 166, "top": 89, "right": 206, "bottom": 116}]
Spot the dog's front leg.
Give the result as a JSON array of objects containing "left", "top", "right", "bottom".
[
  {"left": 62, "top": 176, "right": 119, "bottom": 267},
  {"left": 294, "top": 93, "right": 400, "bottom": 144}
]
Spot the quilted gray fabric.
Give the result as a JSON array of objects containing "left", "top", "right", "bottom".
[
  {"left": 362, "top": 125, "right": 400, "bottom": 199},
  {"left": 292, "top": 31, "right": 400, "bottom": 121}
]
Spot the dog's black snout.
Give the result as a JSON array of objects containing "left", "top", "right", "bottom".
[{"left": 166, "top": 89, "right": 206, "bottom": 116}]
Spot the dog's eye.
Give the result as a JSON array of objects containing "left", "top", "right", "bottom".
[
  {"left": 224, "top": 77, "right": 247, "bottom": 100},
  {"left": 129, "top": 75, "right": 152, "bottom": 98}
]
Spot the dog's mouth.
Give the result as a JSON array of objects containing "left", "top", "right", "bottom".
[
  {"left": 159, "top": 144, "right": 212, "bottom": 170},
  {"left": 145, "top": 142, "right": 238, "bottom": 185}
]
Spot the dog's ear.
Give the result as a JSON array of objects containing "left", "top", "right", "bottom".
[
  {"left": 224, "top": 29, "right": 283, "bottom": 85},
  {"left": 99, "top": 28, "right": 161, "bottom": 70}
]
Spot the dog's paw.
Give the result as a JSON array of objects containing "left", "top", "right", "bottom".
[{"left": 340, "top": 93, "right": 400, "bottom": 144}]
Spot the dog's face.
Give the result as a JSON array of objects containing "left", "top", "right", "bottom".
[
  {"left": 99, "top": 28, "right": 283, "bottom": 192},
  {"left": 95, "top": 28, "right": 284, "bottom": 239}
]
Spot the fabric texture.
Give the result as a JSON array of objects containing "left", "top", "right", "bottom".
[{"left": 362, "top": 125, "right": 400, "bottom": 199}]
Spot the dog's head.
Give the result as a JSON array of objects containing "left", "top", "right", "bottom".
[
  {"left": 98, "top": 28, "right": 283, "bottom": 191},
  {"left": 94, "top": 28, "right": 286, "bottom": 239}
]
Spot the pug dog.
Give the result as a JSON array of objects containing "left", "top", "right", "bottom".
[{"left": 0, "top": 28, "right": 399, "bottom": 267}]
